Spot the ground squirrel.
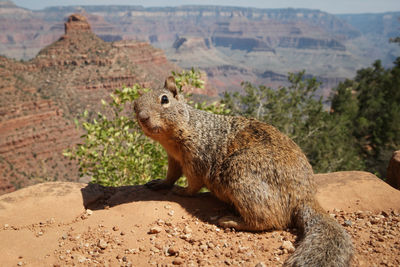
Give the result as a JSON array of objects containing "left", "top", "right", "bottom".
[{"left": 134, "top": 76, "right": 353, "bottom": 266}]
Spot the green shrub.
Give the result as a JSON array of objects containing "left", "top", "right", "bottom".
[{"left": 64, "top": 84, "right": 167, "bottom": 186}]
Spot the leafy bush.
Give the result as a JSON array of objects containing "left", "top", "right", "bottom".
[
  {"left": 64, "top": 85, "right": 168, "bottom": 186},
  {"left": 331, "top": 59, "right": 400, "bottom": 177}
]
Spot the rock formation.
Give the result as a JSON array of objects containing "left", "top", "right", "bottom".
[
  {"left": 0, "top": 14, "right": 179, "bottom": 195},
  {"left": 64, "top": 14, "right": 91, "bottom": 34},
  {"left": 387, "top": 150, "right": 400, "bottom": 189},
  {"left": 0, "top": 171, "right": 399, "bottom": 266},
  {"left": 1, "top": 3, "right": 399, "bottom": 93}
]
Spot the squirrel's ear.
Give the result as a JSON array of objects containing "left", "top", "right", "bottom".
[{"left": 164, "top": 76, "right": 178, "bottom": 97}]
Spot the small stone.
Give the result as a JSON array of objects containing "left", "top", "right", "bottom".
[
  {"left": 164, "top": 205, "right": 172, "bottom": 209},
  {"left": 237, "top": 246, "right": 248, "bottom": 253},
  {"left": 180, "top": 233, "right": 192, "bottom": 240},
  {"left": 281, "top": 241, "right": 295, "bottom": 253},
  {"left": 381, "top": 210, "right": 390, "bottom": 217},
  {"left": 120, "top": 231, "right": 126, "bottom": 236},
  {"left": 148, "top": 226, "right": 162, "bottom": 234},
  {"left": 199, "top": 244, "right": 208, "bottom": 251},
  {"left": 168, "top": 210, "right": 175, "bottom": 216},
  {"left": 150, "top": 247, "right": 160, "bottom": 253},
  {"left": 167, "top": 246, "right": 178, "bottom": 256},
  {"left": 78, "top": 256, "right": 86, "bottom": 263},
  {"left": 112, "top": 226, "right": 119, "bottom": 231},
  {"left": 172, "top": 258, "right": 183, "bottom": 265},
  {"left": 255, "top": 262, "right": 267, "bottom": 267},
  {"left": 344, "top": 220, "right": 352, "bottom": 227},
  {"left": 61, "top": 233, "right": 68, "bottom": 240},
  {"left": 97, "top": 239, "right": 108, "bottom": 249},
  {"left": 17, "top": 262, "right": 23, "bottom": 266},
  {"left": 183, "top": 226, "right": 192, "bottom": 234},
  {"left": 86, "top": 209, "right": 93, "bottom": 215}
]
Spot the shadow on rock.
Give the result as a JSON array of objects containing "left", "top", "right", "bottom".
[{"left": 81, "top": 183, "right": 233, "bottom": 225}]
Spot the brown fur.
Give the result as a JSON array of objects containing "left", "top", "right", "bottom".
[{"left": 134, "top": 77, "right": 353, "bottom": 266}]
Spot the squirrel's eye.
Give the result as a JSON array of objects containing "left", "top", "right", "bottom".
[{"left": 161, "top": 95, "right": 169, "bottom": 104}]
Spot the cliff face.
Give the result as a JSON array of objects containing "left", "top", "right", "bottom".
[
  {"left": 2, "top": 4, "right": 398, "bottom": 93},
  {"left": 0, "top": 14, "right": 178, "bottom": 195}
]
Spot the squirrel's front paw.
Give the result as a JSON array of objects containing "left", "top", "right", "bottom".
[{"left": 145, "top": 179, "right": 173, "bottom": 190}]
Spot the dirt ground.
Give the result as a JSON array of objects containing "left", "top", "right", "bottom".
[{"left": 0, "top": 171, "right": 399, "bottom": 267}]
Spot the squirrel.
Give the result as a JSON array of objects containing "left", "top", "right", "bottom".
[{"left": 134, "top": 76, "right": 353, "bottom": 266}]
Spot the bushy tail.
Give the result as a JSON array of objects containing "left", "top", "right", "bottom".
[{"left": 285, "top": 202, "right": 353, "bottom": 267}]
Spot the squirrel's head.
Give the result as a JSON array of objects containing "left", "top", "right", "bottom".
[{"left": 134, "top": 76, "right": 189, "bottom": 140}]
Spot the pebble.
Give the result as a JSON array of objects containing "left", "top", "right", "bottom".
[
  {"left": 148, "top": 226, "right": 162, "bottom": 234},
  {"left": 199, "top": 244, "right": 208, "bottom": 251},
  {"left": 344, "top": 220, "right": 352, "bottom": 227},
  {"left": 255, "top": 262, "right": 267, "bottom": 267},
  {"left": 97, "top": 239, "right": 108, "bottom": 250},
  {"left": 281, "top": 240, "right": 295, "bottom": 253},
  {"left": 78, "top": 256, "right": 86, "bottom": 263},
  {"left": 172, "top": 258, "right": 184, "bottom": 265},
  {"left": 183, "top": 226, "right": 192, "bottom": 234},
  {"left": 86, "top": 209, "right": 93, "bottom": 215},
  {"left": 112, "top": 226, "right": 119, "bottom": 231},
  {"left": 168, "top": 246, "right": 179, "bottom": 256}
]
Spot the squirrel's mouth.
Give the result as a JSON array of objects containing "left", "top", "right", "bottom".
[{"left": 138, "top": 120, "right": 162, "bottom": 136}]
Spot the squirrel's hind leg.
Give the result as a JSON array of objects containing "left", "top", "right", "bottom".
[{"left": 214, "top": 147, "right": 291, "bottom": 231}]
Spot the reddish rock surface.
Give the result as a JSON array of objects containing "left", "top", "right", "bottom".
[
  {"left": 0, "top": 171, "right": 399, "bottom": 266},
  {"left": 64, "top": 14, "right": 91, "bottom": 34},
  {"left": 387, "top": 151, "right": 400, "bottom": 189},
  {"left": 315, "top": 171, "right": 400, "bottom": 212},
  {"left": 0, "top": 14, "right": 179, "bottom": 195}
]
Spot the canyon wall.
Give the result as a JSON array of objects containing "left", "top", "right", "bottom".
[{"left": 0, "top": 13, "right": 178, "bottom": 194}]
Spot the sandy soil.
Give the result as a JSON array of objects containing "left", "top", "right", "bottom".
[{"left": 0, "top": 171, "right": 399, "bottom": 267}]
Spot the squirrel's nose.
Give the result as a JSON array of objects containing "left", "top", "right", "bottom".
[{"left": 138, "top": 111, "right": 150, "bottom": 122}]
